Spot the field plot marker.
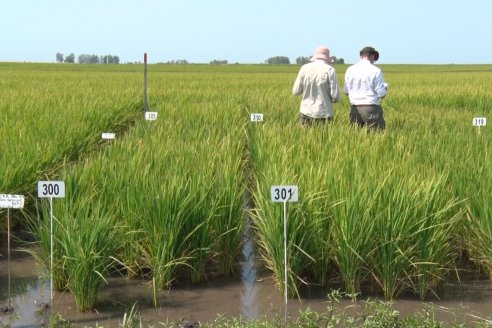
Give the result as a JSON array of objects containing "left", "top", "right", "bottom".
[
  {"left": 102, "top": 132, "right": 116, "bottom": 140},
  {"left": 0, "top": 194, "right": 25, "bottom": 313},
  {"left": 250, "top": 113, "right": 264, "bottom": 122},
  {"left": 145, "top": 111, "right": 158, "bottom": 121},
  {"left": 271, "top": 185, "right": 299, "bottom": 321},
  {"left": 142, "top": 53, "right": 158, "bottom": 121},
  {"left": 143, "top": 53, "right": 149, "bottom": 112},
  {"left": 473, "top": 117, "right": 487, "bottom": 134},
  {"left": 37, "top": 181, "right": 65, "bottom": 302}
]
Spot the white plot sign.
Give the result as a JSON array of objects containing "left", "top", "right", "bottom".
[
  {"left": 0, "top": 194, "right": 25, "bottom": 209},
  {"left": 271, "top": 185, "right": 298, "bottom": 202},
  {"left": 250, "top": 113, "right": 264, "bottom": 122},
  {"left": 145, "top": 111, "right": 158, "bottom": 120},
  {"left": 37, "top": 181, "right": 65, "bottom": 198},
  {"left": 102, "top": 132, "right": 116, "bottom": 140},
  {"left": 473, "top": 117, "right": 487, "bottom": 126}
]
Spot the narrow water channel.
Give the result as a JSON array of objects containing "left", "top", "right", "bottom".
[{"left": 239, "top": 206, "right": 258, "bottom": 320}]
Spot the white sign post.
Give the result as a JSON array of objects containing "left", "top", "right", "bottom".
[
  {"left": 473, "top": 117, "right": 487, "bottom": 134},
  {"left": 101, "top": 132, "right": 116, "bottom": 140},
  {"left": 145, "top": 111, "right": 158, "bottom": 121},
  {"left": 0, "top": 194, "right": 25, "bottom": 312},
  {"left": 250, "top": 113, "right": 264, "bottom": 122},
  {"left": 271, "top": 185, "right": 298, "bottom": 322},
  {"left": 37, "top": 181, "right": 65, "bottom": 301}
]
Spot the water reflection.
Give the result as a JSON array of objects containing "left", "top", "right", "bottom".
[
  {"left": 239, "top": 218, "right": 258, "bottom": 319},
  {"left": 1, "top": 258, "right": 50, "bottom": 327}
]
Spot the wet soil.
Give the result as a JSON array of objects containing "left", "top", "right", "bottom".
[{"left": 2, "top": 249, "right": 492, "bottom": 327}]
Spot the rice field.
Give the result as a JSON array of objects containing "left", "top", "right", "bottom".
[{"left": 1, "top": 62, "right": 491, "bottom": 312}]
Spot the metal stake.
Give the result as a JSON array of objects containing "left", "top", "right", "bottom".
[
  {"left": 143, "top": 53, "right": 148, "bottom": 112},
  {"left": 283, "top": 200, "right": 288, "bottom": 322},
  {"left": 50, "top": 196, "right": 54, "bottom": 302},
  {"left": 7, "top": 208, "right": 11, "bottom": 310}
]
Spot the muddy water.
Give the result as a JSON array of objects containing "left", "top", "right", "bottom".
[{"left": 2, "top": 250, "right": 492, "bottom": 327}]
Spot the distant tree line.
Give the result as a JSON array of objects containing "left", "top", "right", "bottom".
[
  {"left": 57, "top": 53, "right": 75, "bottom": 63},
  {"left": 265, "top": 56, "right": 290, "bottom": 64},
  {"left": 209, "top": 59, "right": 228, "bottom": 65},
  {"left": 56, "top": 53, "right": 120, "bottom": 64},
  {"left": 164, "top": 59, "right": 189, "bottom": 64}
]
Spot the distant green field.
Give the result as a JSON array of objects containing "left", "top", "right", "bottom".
[{"left": 1, "top": 62, "right": 490, "bottom": 311}]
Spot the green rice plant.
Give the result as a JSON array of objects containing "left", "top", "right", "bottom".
[
  {"left": 52, "top": 173, "right": 121, "bottom": 312},
  {"left": 61, "top": 207, "right": 119, "bottom": 312},
  {"left": 367, "top": 173, "right": 462, "bottom": 300},
  {"left": 330, "top": 180, "right": 380, "bottom": 296},
  {"left": 138, "top": 179, "right": 206, "bottom": 305},
  {"left": 453, "top": 133, "right": 492, "bottom": 277},
  {"left": 27, "top": 199, "right": 69, "bottom": 292},
  {"left": 206, "top": 137, "right": 246, "bottom": 277},
  {"left": 409, "top": 178, "right": 464, "bottom": 300}
]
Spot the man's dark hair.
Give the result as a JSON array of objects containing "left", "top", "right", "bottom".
[{"left": 360, "top": 46, "right": 379, "bottom": 61}]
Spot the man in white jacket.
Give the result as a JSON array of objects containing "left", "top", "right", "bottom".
[
  {"left": 293, "top": 46, "right": 341, "bottom": 127},
  {"left": 344, "top": 46, "right": 388, "bottom": 130}
]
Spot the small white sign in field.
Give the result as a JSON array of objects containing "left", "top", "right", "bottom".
[
  {"left": 271, "top": 185, "right": 298, "bottom": 202},
  {"left": 473, "top": 117, "right": 487, "bottom": 126},
  {"left": 0, "top": 194, "right": 25, "bottom": 209},
  {"left": 250, "top": 113, "right": 264, "bottom": 122},
  {"left": 145, "top": 111, "right": 158, "bottom": 120},
  {"left": 102, "top": 132, "right": 116, "bottom": 140},
  {"left": 37, "top": 181, "right": 65, "bottom": 198}
]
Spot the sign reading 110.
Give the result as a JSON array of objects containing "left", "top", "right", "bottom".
[{"left": 250, "top": 113, "right": 264, "bottom": 122}]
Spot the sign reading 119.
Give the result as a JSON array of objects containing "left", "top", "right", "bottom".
[
  {"left": 473, "top": 117, "right": 487, "bottom": 126},
  {"left": 271, "top": 185, "right": 298, "bottom": 202}
]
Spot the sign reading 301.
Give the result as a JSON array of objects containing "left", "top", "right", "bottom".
[
  {"left": 271, "top": 185, "right": 298, "bottom": 202},
  {"left": 37, "top": 181, "right": 65, "bottom": 198}
]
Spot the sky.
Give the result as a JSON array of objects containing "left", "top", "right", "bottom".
[{"left": 1, "top": 0, "right": 491, "bottom": 64}]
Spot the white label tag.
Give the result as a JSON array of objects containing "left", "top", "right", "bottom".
[
  {"left": 250, "top": 113, "right": 264, "bottom": 122},
  {"left": 102, "top": 132, "right": 116, "bottom": 139},
  {"left": 473, "top": 117, "right": 487, "bottom": 126},
  {"left": 271, "top": 185, "right": 298, "bottom": 202},
  {"left": 37, "top": 181, "right": 65, "bottom": 198},
  {"left": 0, "top": 194, "right": 25, "bottom": 209},
  {"left": 145, "top": 111, "right": 158, "bottom": 120}
]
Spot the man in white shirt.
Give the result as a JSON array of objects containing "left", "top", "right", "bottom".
[
  {"left": 344, "top": 46, "right": 387, "bottom": 130},
  {"left": 293, "top": 46, "right": 341, "bottom": 126}
]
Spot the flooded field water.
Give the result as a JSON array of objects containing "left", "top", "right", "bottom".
[{"left": 2, "top": 249, "right": 492, "bottom": 327}]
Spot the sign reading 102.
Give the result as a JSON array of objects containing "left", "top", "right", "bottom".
[
  {"left": 37, "top": 181, "right": 65, "bottom": 198},
  {"left": 271, "top": 185, "right": 298, "bottom": 202}
]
